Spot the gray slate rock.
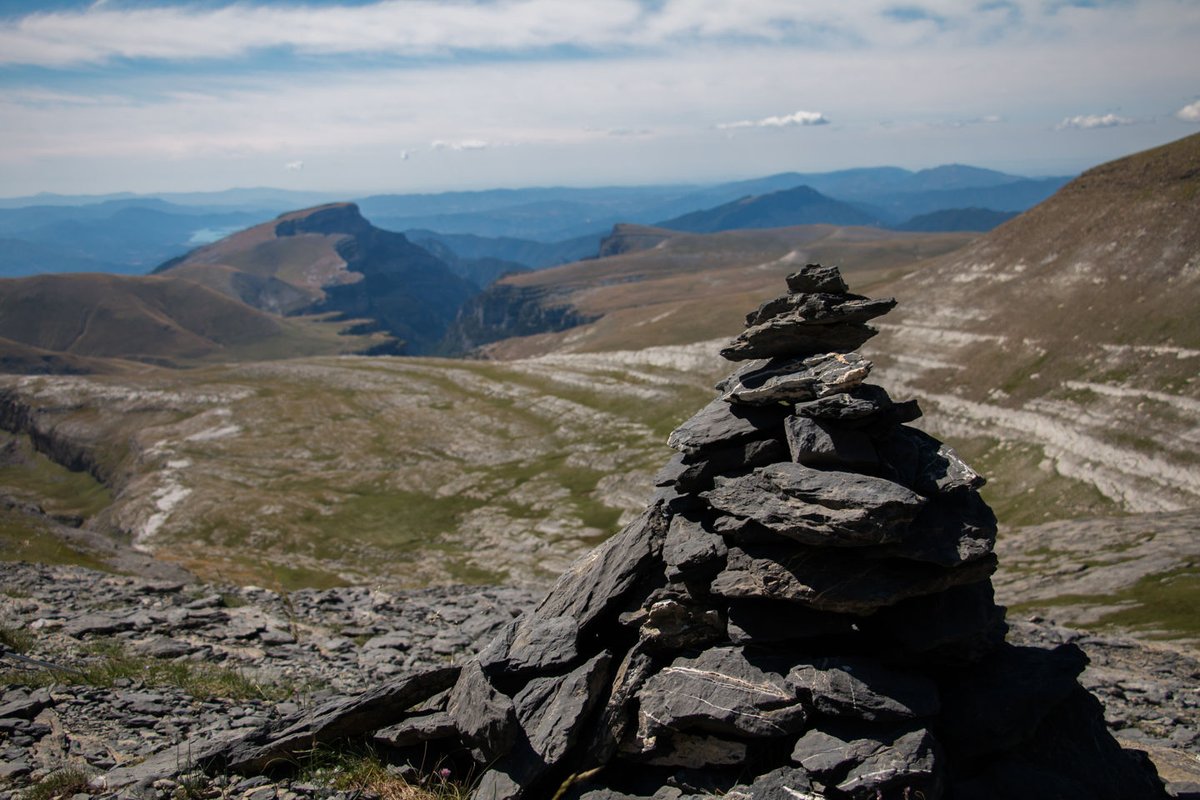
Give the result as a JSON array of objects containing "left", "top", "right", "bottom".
[
  {"left": 219, "top": 665, "right": 461, "bottom": 773},
  {"left": 875, "top": 426, "right": 985, "bottom": 497},
  {"left": 447, "top": 660, "right": 517, "bottom": 763},
  {"left": 720, "top": 317, "right": 878, "bottom": 361},
  {"left": 0, "top": 688, "right": 51, "bottom": 720},
  {"left": 737, "top": 766, "right": 818, "bottom": 799},
  {"left": 786, "top": 264, "right": 849, "bottom": 294},
  {"left": 667, "top": 398, "right": 788, "bottom": 456},
  {"left": 635, "top": 646, "right": 806, "bottom": 740},
  {"left": 481, "top": 505, "right": 666, "bottom": 678},
  {"left": 785, "top": 415, "right": 878, "bottom": 470},
  {"left": 836, "top": 727, "right": 941, "bottom": 798},
  {"left": 662, "top": 514, "right": 727, "bottom": 581},
  {"left": 704, "top": 463, "right": 925, "bottom": 548},
  {"left": 794, "top": 384, "right": 922, "bottom": 428},
  {"left": 787, "top": 657, "right": 940, "bottom": 721},
  {"left": 475, "top": 651, "right": 613, "bottom": 800},
  {"left": 745, "top": 293, "right": 895, "bottom": 329},
  {"left": 711, "top": 544, "right": 998, "bottom": 614},
  {"left": 374, "top": 711, "right": 458, "bottom": 748},
  {"left": 717, "top": 352, "right": 872, "bottom": 405}
]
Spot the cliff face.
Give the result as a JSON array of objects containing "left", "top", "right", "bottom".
[{"left": 439, "top": 283, "right": 598, "bottom": 355}]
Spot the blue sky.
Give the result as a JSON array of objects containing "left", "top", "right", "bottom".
[{"left": 1, "top": 0, "right": 1198, "bottom": 197}]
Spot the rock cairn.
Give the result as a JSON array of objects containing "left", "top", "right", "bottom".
[{"left": 197, "top": 266, "right": 1168, "bottom": 799}]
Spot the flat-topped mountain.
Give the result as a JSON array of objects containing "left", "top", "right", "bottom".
[{"left": 158, "top": 203, "right": 477, "bottom": 354}]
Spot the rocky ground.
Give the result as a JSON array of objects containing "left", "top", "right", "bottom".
[{"left": 0, "top": 560, "right": 1197, "bottom": 798}]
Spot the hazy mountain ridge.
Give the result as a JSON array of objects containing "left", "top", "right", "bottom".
[{"left": 0, "top": 164, "right": 1070, "bottom": 279}]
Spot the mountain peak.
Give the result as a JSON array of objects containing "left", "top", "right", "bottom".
[{"left": 273, "top": 202, "right": 372, "bottom": 238}]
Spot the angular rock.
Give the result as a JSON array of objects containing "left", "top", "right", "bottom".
[
  {"left": 660, "top": 438, "right": 788, "bottom": 494},
  {"left": 662, "top": 514, "right": 727, "bottom": 581},
  {"left": 745, "top": 292, "right": 896, "bottom": 329},
  {"left": 666, "top": 398, "right": 788, "bottom": 456},
  {"left": 635, "top": 646, "right": 806, "bottom": 740},
  {"left": 219, "top": 665, "right": 461, "bottom": 773},
  {"left": 794, "top": 384, "right": 922, "bottom": 428},
  {"left": 875, "top": 426, "right": 985, "bottom": 497},
  {"left": 704, "top": 463, "right": 925, "bottom": 548},
  {"left": 787, "top": 657, "right": 940, "bottom": 721},
  {"left": 720, "top": 316, "right": 878, "bottom": 361},
  {"left": 0, "top": 689, "right": 51, "bottom": 720},
  {"left": 447, "top": 661, "right": 517, "bottom": 763},
  {"left": 711, "top": 545, "right": 998, "bottom": 614},
  {"left": 740, "top": 766, "right": 818, "bottom": 799},
  {"left": 785, "top": 415, "right": 878, "bottom": 470},
  {"left": 836, "top": 727, "right": 941, "bottom": 798},
  {"left": 717, "top": 352, "right": 872, "bottom": 405},
  {"left": 786, "top": 264, "right": 849, "bottom": 295},
  {"left": 481, "top": 505, "right": 667, "bottom": 677},
  {"left": 881, "top": 492, "right": 997, "bottom": 566},
  {"left": 475, "top": 651, "right": 612, "bottom": 799},
  {"left": 374, "top": 712, "right": 458, "bottom": 748}
]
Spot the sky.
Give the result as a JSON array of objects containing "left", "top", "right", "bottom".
[{"left": 1, "top": 0, "right": 1198, "bottom": 197}]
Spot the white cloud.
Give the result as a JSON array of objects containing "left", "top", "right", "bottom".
[
  {"left": 430, "top": 139, "right": 490, "bottom": 151},
  {"left": 284, "top": 160, "right": 304, "bottom": 171},
  {"left": 717, "top": 110, "right": 829, "bottom": 130},
  {"left": 1055, "top": 113, "right": 1136, "bottom": 130},
  {"left": 1177, "top": 101, "right": 1200, "bottom": 123},
  {"left": 1, "top": 0, "right": 1198, "bottom": 67}
]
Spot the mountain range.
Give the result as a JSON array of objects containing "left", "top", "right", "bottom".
[{"left": 0, "top": 164, "right": 1069, "bottom": 278}]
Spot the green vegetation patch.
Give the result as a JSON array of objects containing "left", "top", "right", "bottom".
[
  {"left": 0, "top": 432, "right": 112, "bottom": 520},
  {"left": 1010, "top": 568, "right": 1200, "bottom": 643},
  {"left": 19, "top": 767, "right": 94, "bottom": 800},
  {"left": 2, "top": 637, "right": 298, "bottom": 701},
  {"left": 0, "top": 509, "right": 110, "bottom": 572}
]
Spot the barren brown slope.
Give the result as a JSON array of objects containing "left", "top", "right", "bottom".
[
  {"left": 454, "top": 224, "right": 973, "bottom": 358},
  {"left": 867, "top": 132, "right": 1200, "bottom": 520},
  {"left": 0, "top": 273, "right": 386, "bottom": 368}
]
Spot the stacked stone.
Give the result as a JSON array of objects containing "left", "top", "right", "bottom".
[{"left": 201, "top": 266, "right": 1168, "bottom": 800}]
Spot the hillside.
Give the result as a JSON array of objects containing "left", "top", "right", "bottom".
[
  {"left": 0, "top": 273, "right": 388, "bottom": 368},
  {"left": 868, "top": 131, "right": 1200, "bottom": 522},
  {"left": 158, "top": 203, "right": 477, "bottom": 354},
  {"left": 443, "top": 224, "right": 974, "bottom": 355}
]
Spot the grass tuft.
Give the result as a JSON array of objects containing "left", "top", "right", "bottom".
[
  {"left": 19, "top": 767, "right": 93, "bottom": 800},
  {"left": 300, "top": 746, "right": 470, "bottom": 800},
  {"left": 1, "top": 637, "right": 299, "bottom": 701}
]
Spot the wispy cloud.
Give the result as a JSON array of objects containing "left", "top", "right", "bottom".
[
  {"left": 717, "top": 110, "right": 829, "bottom": 130},
  {"left": 1177, "top": 101, "right": 1200, "bottom": 123},
  {"left": 284, "top": 160, "right": 304, "bottom": 171},
  {"left": 2, "top": 0, "right": 1197, "bottom": 67},
  {"left": 1055, "top": 113, "right": 1136, "bottom": 130},
  {"left": 430, "top": 139, "right": 491, "bottom": 151}
]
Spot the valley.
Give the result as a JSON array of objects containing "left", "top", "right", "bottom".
[{"left": 1, "top": 135, "right": 1198, "bottom": 654}]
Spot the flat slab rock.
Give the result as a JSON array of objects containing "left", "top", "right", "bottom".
[
  {"left": 635, "top": 646, "right": 807, "bottom": 741},
  {"left": 710, "top": 544, "right": 998, "bottom": 614},
  {"left": 717, "top": 352, "right": 872, "bottom": 405},
  {"left": 704, "top": 462, "right": 926, "bottom": 548},
  {"left": 666, "top": 397, "right": 788, "bottom": 456},
  {"left": 721, "top": 317, "right": 879, "bottom": 361}
]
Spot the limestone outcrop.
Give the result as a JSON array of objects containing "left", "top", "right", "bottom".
[{"left": 193, "top": 266, "right": 1169, "bottom": 799}]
